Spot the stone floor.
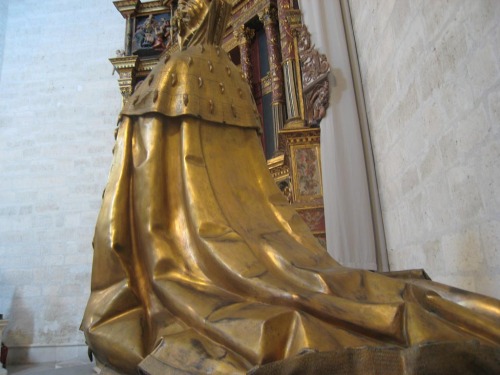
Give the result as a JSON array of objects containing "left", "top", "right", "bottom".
[{"left": 7, "top": 361, "right": 96, "bottom": 375}]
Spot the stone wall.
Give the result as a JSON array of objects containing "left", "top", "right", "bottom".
[
  {"left": 0, "top": 0, "right": 123, "bottom": 364},
  {"left": 0, "top": 0, "right": 7, "bottom": 76},
  {"left": 348, "top": 0, "right": 500, "bottom": 298}
]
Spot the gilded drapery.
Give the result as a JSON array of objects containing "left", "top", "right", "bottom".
[
  {"left": 82, "top": 111, "right": 500, "bottom": 374},
  {"left": 81, "top": 1, "right": 500, "bottom": 373}
]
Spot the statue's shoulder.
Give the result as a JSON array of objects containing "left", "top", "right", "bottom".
[{"left": 121, "top": 45, "right": 261, "bottom": 130}]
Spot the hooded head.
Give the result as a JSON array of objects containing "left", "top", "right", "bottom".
[{"left": 173, "top": 0, "right": 231, "bottom": 48}]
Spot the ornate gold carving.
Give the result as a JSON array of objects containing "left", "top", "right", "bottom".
[
  {"left": 274, "top": 126, "right": 325, "bottom": 239},
  {"left": 287, "top": 9, "right": 303, "bottom": 29},
  {"left": 280, "top": 127, "right": 321, "bottom": 145},
  {"left": 258, "top": 6, "right": 278, "bottom": 26},
  {"left": 279, "top": 127, "right": 323, "bottom": 208},
  {"left": 267, "top": 153, "right": 289, "bottom": 180},
  {"left": 233, "top": 24, "right": 255, "bottom": 44},
  {"left": 267, "top": 153, "right": 291, "bottom": 202},
  {"left": 261, "top": 71, "right": 272, "bottom": 95}
]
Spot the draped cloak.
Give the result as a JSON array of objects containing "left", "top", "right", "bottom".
[{"left": 81, "top": 5, "right": 500, "bottom": 374}]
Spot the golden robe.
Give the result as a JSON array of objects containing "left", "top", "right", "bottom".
[{"left": 82, "top": 2, "right": 500, "bottom": 374}]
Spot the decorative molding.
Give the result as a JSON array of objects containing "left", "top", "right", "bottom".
[
  {"left": 267, "top": 153, "right": 289, "bottom": 181},
  {"left": 261, "top": 71, "right": 272, "bottom": 95},
  {"left": 113, "top": 0, "right": 139, "bottom": 17},
  {"left": 233, "top": 24, "right": 255, "bottom": 44},
  {"left": 109, "top": 55, "right": 139, "bottom": 100},
  {"left": 279, "top": 127, "right": 321, "bottom": 145},
  {"left": 113, "top": 0, "right": 171, "bottom": 17}
]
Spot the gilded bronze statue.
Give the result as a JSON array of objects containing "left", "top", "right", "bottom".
[{"left": 82, "top": 1, "right": 500, "bottom": 373}]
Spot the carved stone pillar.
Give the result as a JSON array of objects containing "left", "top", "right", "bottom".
[
  {"left": 277, "top": 0, "right": 305, "bottom": 128},
  {"left": 259, "top": 6, "right": 286, "bottom": 152},
  {"left": 234, "top": 25, "right": 255, "bottom": 87}
]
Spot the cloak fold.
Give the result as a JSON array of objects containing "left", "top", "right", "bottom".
[{"left": 82, "top": 113, "right": 500, "bottom": 374}]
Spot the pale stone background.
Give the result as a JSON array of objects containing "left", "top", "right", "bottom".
[
  {"left": 0, "top": 0, "right": 499, "bottom": 367},
  {"left": 348, "top": 0, "right": 500, "bottom": 297},
  {"left": 0, "top": 0, "right": 123, "bottom": 364}
]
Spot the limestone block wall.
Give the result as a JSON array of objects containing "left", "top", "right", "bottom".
[
  {"left": 348, "top": 0, "right": 500, "bottom": 298},
  {"left": 0, "top": 0, "right": 123, "bottom": 364},
  {"left": 0, "top": 1, "right": 7, "bottom": 75}
]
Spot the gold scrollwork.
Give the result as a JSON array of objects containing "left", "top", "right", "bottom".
[
  {"left": 233, "top": 24, "right": 255, "bottom": 44},
  {"left": 258, "top": 6, "right": 278, "bottom": 26}
]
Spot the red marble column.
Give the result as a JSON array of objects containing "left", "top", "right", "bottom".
[
  {"left": 260, "top": 7, "right": 285, "bottom": 104},
  {"left": 259, "top": 6, "right": 286, "bottom": 150},
  {"left": 234, "top": 25, "right": 255, "bottom": 87},
  {"left": 277, "top": 0, "right": 294, "bottom": 62}
]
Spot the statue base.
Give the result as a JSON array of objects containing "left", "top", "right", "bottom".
[{"left": 250, "top": 341, "right": 500, "bottom": 375}]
